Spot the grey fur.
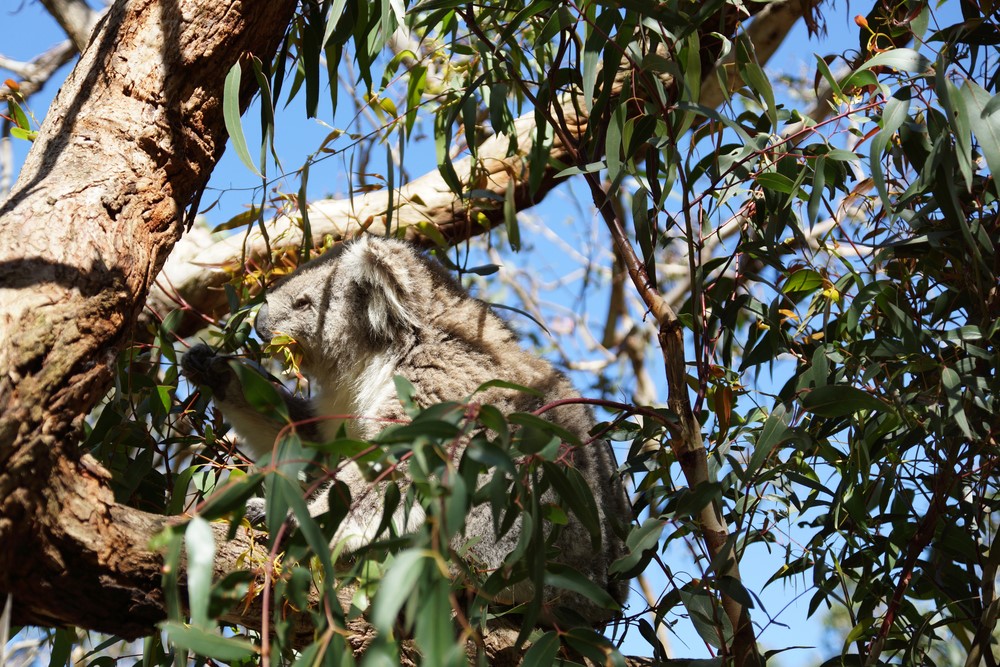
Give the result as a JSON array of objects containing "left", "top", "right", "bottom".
[{"left": 183, "top": 236, "right": 631, "bottom": 623}]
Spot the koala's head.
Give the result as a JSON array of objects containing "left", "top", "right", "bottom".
[{"left": 255, "top": 236, "right": 441, "bottom": 375}]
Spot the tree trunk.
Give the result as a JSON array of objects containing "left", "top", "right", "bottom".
[{"left": 0, "top": 0, "right": 297, "bottom": 635}]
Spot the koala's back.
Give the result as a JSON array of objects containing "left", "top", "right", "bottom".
[{"left": 255, "top": 236, "right": 632, "bottom": 622}]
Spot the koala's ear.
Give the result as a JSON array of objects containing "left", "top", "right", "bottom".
[{"left": 345, "top": 238, "right": 416, "bottom": 344}]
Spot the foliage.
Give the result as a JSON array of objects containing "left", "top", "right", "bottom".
[{"left": 3, "top": 0, "right": 999, "bottom": 665}]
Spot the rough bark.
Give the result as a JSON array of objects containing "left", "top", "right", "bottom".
[{"left": 0, "top": 0, "right": 297, "bottom": 635}]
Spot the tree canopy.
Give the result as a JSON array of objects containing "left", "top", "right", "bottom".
[{"left": 1, "top": 0, "right": 997, "bottom": 665}]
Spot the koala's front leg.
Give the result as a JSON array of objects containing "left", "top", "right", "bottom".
[{"left": 182, "top": 343, "right": 319, "bottom": 460}]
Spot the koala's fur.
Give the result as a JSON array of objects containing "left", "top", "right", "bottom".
[{"left": 183, "top": 236, "right": 631, "bottom": 623}]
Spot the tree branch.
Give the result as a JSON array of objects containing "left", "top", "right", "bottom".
[{"left": 38, "top": 0, "right": 104, "bottom": 53}]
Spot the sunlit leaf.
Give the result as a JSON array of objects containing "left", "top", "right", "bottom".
[
  {"left": 184, "top": 517, "right": 216, "bottom": 630},
  {"left": 222, "top": 62, "right": 262, "bottom": 177},
  {"left": 160, "top": 621, "right": 256, "bottom": 661}
]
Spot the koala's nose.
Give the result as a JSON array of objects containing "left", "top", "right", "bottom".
[{"left": 255, "top": 302, "right": 272, "bottom": 342}]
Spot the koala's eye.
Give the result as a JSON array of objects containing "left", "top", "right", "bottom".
[{"left": 292, "top": 295, "right": 312, "bottom": 309}]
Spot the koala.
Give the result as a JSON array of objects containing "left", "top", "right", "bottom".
[{"left": 182, "top": 235, "right": 631, "bottom": 624}]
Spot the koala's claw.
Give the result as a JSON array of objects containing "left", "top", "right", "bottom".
[{"left": 181, "top": 344, "right": 233, "bottom": 397}]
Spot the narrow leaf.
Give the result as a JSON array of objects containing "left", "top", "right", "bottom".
[
  {"left": 184, "top": 517, "right": 216, "bottom": 630},
  {"left": 160, "top": 621, "right": 256, "bottom": 661},
  {"left": 223, "top": 62, "right": 262, "bottom": 177},
  {"left": 801, "top": 385, "right": 885, "bottom": 416},
  {"left": 961, "top": 82, "right": 1000, "bottom": 196},
  {"left": 748, "top": 405, "right": 789, "bottom": 475},
  {"left": 371, "top": 549, "right": 426, "bottom": 632}
]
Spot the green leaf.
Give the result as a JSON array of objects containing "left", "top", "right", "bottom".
[
  {"left": 414, "top": 579, "right": 463, "bottom": 666},
  {"left": 801, "top": 385, "right": 885, "bottom": 417},
  {"left": 521, "top": 631, "right": 560, "bottom": 667},
  {"left": 376, "top": 419, "right": 461, "bottom": 443},
  {"left": 960, "top": 82, "right": 1000, "bottom": 196},
  {"left": 606, "top": 103, "right": 625, "bottom": 184},
  {"left": 371, "top": 549, "right": 427, "bottom": 632},
  {"left": 736, "top": 36, "right": 776, "bottom": 128},
  {"left": 10, "top": 125, "right": 38, "bottom": 141},
  {"left": 870, "top": 87, "right": 911, "bottom": 212},
  {"left": 813, "top": 54, "right": 845, "bottom": 103},
  {"left": 748, "top": 405, "right": 789, "bottom": 475},
  {"left": 434, "top": 107, "right": 462, "bottom": 194},
  {"left": 464, "top": 437, "right": 517, "bottom": 476},
  {"left": 386, "top": 141, "right": 395, "bottom": 233},
  {"left": 280, "top": 477, "right": 340, "bottom": 600},
  {"left": 555, "top": 160, "right": 607, "bottom": 178},
  {"left": 807, "top": 154, "right": 825, "bottom": 224},
  {"left": 717, "top": 575, "right": 754, "bottom": 609},
  {"left": 405, "top": 64, "right": 427, "bottom": 137},
  {"left": 212, "top": 206, "right": 262, "bottom": 233},
  {"left": 223, "top": 62, "right": 262, "bottom": 177},
  {"left": 508, "top": 412, "right": 580, "bottom": 447},
  {"left": 581, "top": 2, "right": 601, "bottom": 114},
  {"left": 782, "top": 269, "right": 824, "bottom": 295},
  {"left": 473, "top": 378, "right": 544, "bottom": 397},
  {"left": 503, "top": 178, "right": 520, "bottom": 252},
  {"left": 563, "top": 628, "right": 626, "bottom": 667},
  {"left": 49, "top": 628, "right": 74, "bottom": 667},
  {"left": 680, "top": 587, "right": 726, "bottom": 649},
  {"left": 845, "top": 48, "right": 932, "bottom": 84},
  {"left": 184, "top": 517, "right": 216, "bottom": 630},
  {"left": 198, "top": 473, "right": 264, "bottom": 520},
  {"left": 542, "top": 462, "right": 600, "bottom": 546},
  {"left": 393, "top": 374, "right": 419, "bottom": 416},
  {"left": 545, "top": 564, "right": 619, "bottom": 609},
  {"left": 7, "top": 99, "right": 30, "bottom": 130},
  {"left": 160, "top": 621, "right": 256, "bottom": 661},
  {"left": 941, "top": 366, "right": 973, "bottom": 439},
  {"left": 610, "top": 518, "right": 664, "bottom": 577},
  {"left": 228, "top": 361, "right": 289, "bottom": 421},
  {"left": 756, "top": 172, "right": 801, "bottom": 196},
  {"left": 157, "top": 526, "right": 184, "bottom": 621}
]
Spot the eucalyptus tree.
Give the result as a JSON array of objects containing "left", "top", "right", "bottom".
[{"left": 1, "top": 0, "right": 996, "bottom": 665}]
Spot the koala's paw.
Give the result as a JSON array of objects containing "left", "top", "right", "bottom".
[
  {"left": 245, "top": 497, "right": 267, "bottom": 526},
  {"left": 181, "top": 344, "right": 232, "bottom": 398}
]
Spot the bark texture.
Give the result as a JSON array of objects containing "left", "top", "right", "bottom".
[{"left": 0, "top": 0, "right": 297, "bottom": 635}]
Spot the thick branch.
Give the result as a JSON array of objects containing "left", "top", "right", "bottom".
[
  {"left": 699, "top": 0, "right": 809, "bottom": 110},
  {"left": 39, "top": 0, "right": 104, "bottom": 53}
]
